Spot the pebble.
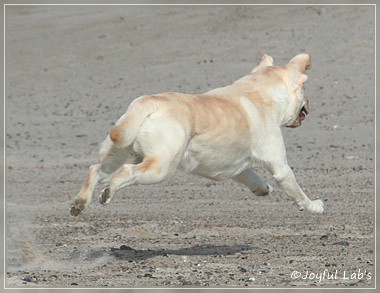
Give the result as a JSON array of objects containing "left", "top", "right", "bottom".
[
  {"left": 346, "top": 156, "right": 359, "bottom": 160},
  {"left": 320, "top": 235, "right": 329, "bottom": 240},
  {"left": 181, "top": 256, "right": 188, "bottom": 262},
  {"left": 22, "top": 276, "right": 34, "bottom": 283}
]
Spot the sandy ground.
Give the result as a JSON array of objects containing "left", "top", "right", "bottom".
[{"left": 4, "top": 4, "right": 375, "bottom": 289}]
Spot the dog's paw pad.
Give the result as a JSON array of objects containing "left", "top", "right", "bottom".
[
  {"left": 99, "top": 188, "right": 111, "bottom": 205},
  {"left": 70, "top": 201, "right": 86, "bottom": 217}
]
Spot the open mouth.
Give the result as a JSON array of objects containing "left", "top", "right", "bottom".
[
  {"left": 287, "top": 99, "right": 310, "bottom": 128},
  {"left": 299, "top": 105, "right": 309, "bottom": 121}
]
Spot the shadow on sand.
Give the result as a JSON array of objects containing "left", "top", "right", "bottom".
[{"left": 103, "top": 244, "right": 254, "bottom": 261}]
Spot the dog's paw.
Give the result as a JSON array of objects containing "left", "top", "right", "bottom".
[
  {"left": 99, "top": 187, "right": 112, "bottom": 205},
  {"left": 70, "top": 199, "right": 87, "bottom": 217},
  {"left": 299, "top": 199, "right": 324, "bottom": 214},
  {"left": 255, "top": 184, "right": 273, "bottom": 196}
]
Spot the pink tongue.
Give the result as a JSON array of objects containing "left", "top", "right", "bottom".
[{"left": 299, "top": 112, "right": 306, "bottom": 121}]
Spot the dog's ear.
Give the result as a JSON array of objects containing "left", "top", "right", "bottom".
[
  {"left": 251, "top": 54, "right": 274, "bottom": 73},
  {"left": 287, "top": 53, "right": 312, "bottom": 73},
  {"left": 287, "top": 53, "right": 311, "bottom": 89}
]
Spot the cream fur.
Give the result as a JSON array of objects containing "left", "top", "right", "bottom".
[{"left": 70, "top": 53, "right": 324, "bottom": 217}]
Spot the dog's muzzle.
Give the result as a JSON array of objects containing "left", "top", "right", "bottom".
[
  {"left": 287, "top": 98, "right": 309, "bottom": 128},
  {"left": 299, "top": 103, "right": 309, "bottom": 121}
]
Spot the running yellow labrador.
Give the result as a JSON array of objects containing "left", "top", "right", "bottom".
[{"left": 70, "top": 53, "right": 324, "bottom": 217}]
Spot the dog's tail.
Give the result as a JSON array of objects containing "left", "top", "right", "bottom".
[{"left": 109, "top": 96, "right": 157, "bottom": 148}]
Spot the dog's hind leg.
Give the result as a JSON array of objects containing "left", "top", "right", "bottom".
[
  {"left": 98, "top": 118, "right": 187, "bottom": 205},
  {"left": 70, "top": 137, "right": 133, "bottom": 217},
  {"left": 232, "top": 169, "right": 273, "bottom": 196},
  {"left": 99, "top": 155, "right": 176, "bottom": 205},
  {"left": 70, "top": 164, "right": 104, "bottom": 217}
]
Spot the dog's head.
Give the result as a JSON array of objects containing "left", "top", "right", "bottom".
[
  {"left": 283, "top": 53, "right": 312, "bottom": 128},
  {"left": 251, "top": 53, "right": 312, "bottom": 128}
]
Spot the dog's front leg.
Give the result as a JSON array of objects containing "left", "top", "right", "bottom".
[
  {"left": 271, "top": 164, "right": 324, "bottom": 213},
  {"left": 232, "top": 169, "right": 273, "bottom": 196}
]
